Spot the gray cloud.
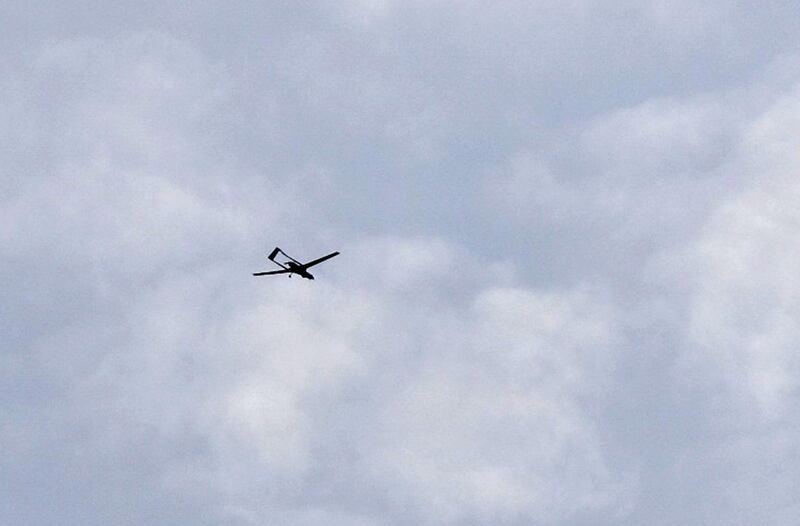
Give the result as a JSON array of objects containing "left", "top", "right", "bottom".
[{"left": 3, "top": 3, "right": 800, "bottom": 525}]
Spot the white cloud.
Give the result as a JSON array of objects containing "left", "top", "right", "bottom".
[
  {"left": 490, "top": 92, "right": 740, "bottom": 231},
  {"left": 22, "top": 230, "right": 628, "bottom": 524},
  {"left": 635, "top": 77, "right": 800, "bottom": 525},
  {"left": 686, "top": 80, "right": 800, "bottom": 422},
  {"left": 356, "top": 285, "right": 629, "bottom": 524},
  {"left": 4, "top": 3, "right": 800, "bottom": 525}
]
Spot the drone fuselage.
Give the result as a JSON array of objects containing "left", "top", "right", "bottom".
[{"left": 286, "top": 261, "right": 314, "bottom": 279}]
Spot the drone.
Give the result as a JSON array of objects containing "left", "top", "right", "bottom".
[{"left": 252, "top": 247, "right": 339, "bottom": 280}]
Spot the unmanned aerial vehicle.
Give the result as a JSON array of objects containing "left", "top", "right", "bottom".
[{"left": 253, "top": 247, "right": 339, "bottom": 280}]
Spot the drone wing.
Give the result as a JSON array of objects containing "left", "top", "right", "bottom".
[
  {"left": 272, "top": 247, "right": 303, "bottom": 265},
  {"left": 302, "top": 251, "right": 340, "bottom": 269},
  {"left": 252, "top": 269, "right": 292, "bottom": 276}
]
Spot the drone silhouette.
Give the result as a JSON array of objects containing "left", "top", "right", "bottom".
[{"left": 252, "top": 247, "right": 339, "bottom": 280}]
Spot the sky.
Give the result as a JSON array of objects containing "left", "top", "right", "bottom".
[{"left": 2, "top": 1, "right": 800, "bottom": 525}]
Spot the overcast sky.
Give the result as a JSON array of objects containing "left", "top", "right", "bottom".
[{"left": 3, "top": 2, "right": 800, "bottom": 525}]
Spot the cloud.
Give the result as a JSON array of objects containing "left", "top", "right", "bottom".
[
  {"left": 641, "top": 75, "right": 800, "bottom": 526},
  {"left": 3, "top": 3, "right": 800, "bottom": 526},
  {"left": 480, "top": 51, "right": 800, "bottom": 525},
  {"left": 361, "top": 285, "right": 628, "bottom": 524},
  {"left": 0, "top": 33, "right": 631, "bottom": 522},
  {"left": 685, "top": 80, "right": 800, "bottom": 421}
]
